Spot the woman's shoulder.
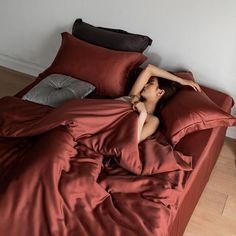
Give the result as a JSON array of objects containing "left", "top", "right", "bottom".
[
  {"left": 145, "top": 114, "right": 160, "bottom": 131},
  {"left": 146, "top": 114, "right": 160, "bottom": 123}
]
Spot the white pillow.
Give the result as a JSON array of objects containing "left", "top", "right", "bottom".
[{"left": 22, "top": 74, "right": 95, "bottom": 107}]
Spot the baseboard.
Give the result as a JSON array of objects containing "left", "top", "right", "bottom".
[
  {"left": 226, "top": 127, "right": 236, "bottom": 139},
  {"left": 0, "top": 54, "right": 43, "bottom": 77}
]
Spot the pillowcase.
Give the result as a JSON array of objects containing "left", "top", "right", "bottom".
[
  {"left": 160, "top": 87, "right": 236, "bottom": 146},
  {"left": 22, "top": 74, "right": 95, "bottom": 107},
  {"left": 72, "top": 18, "right": 152, "bottom": 52},
  {"left": 39, "top": 32, "right": 146, "bottom": 97}
]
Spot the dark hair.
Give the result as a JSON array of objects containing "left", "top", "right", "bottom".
[{"left": 154, "top": 77, "right": 182, "bottom": 116}]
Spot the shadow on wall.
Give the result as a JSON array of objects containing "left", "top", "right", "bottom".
[
  {"left": 144, "top": 48, "right": 190, "bottom": 73},
  {"left": 35, "top": 23, "right": 73, "bottom": 72},
  {"left": 143, "top": 49, "right": 161, "bottom": 67}
]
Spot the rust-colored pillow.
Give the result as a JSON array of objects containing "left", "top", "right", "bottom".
[
  {"left": 39, "top": 32, "right": 147, "bottom": 97},
  {"left": 161, "top": 87, "right": 236, "bottom": 146}
]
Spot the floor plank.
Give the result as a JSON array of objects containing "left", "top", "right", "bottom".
[
  {"left": 0, "top": 65, "right": 35, "bottom": 97},
  {"left": 184, "top": 137, "right": 236, "bottom": 236}
]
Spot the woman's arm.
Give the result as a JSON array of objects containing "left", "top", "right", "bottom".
[
  {"left": 133, "top": 102, "right": 159, "bottom": 143},
  {"left": 139, "top": 115, "right": 159, "bottom": 143},
  {"left": 129, "top": 64, "right": 201, "bottom": 96},
  {"left": 129, "top": 64, "right": 153, "bottom": 96},
  {"left": 137, "top": 110, "right": 147, "bottom": 143},
  {"left": 145, "top": 64, "right": 201, "bottom": 91}
]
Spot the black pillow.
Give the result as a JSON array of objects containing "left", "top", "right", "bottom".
[{"left": 72, "top": 18, "right": 152, "bottom": 52}]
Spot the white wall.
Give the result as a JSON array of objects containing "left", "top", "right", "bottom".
[{"left": 0, "top": 0, "right": 236, "bottom": 138}]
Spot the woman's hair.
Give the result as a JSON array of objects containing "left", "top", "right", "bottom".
[{"left": 154, "top": 77, "right": 182, "bottom": 116}]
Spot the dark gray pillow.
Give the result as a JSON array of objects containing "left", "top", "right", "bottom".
[
  {"left": 22, "top": 74, "right": 95, "bottom": 107},
  {"left": 72, "top": 18, "right": 152, "bottom": 52}
]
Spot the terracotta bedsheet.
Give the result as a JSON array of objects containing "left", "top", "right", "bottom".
[{"left": 0, "top": 96, "right": 192, "bottom": 236}]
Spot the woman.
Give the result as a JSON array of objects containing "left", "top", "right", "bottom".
[{"left": 116, "top": 64, "right": 202, "bottom": 143}]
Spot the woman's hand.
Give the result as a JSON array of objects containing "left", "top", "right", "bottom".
[
  {"left": 179, "top": 78, "right": 202, "bottom": 92},
  {"left": 133, "top": 101, "right": 147, "bottom": 115},
  {"left": 134, "top": 102, "right": 148, "bottom": 144},
  {"left": 130, "top": 95, "right": 140, "bottom": 104}
]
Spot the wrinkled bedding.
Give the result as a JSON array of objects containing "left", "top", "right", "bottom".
[{"left": 0, "top": 96, "right": 192, "bottom": 236}]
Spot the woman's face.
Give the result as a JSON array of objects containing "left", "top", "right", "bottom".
[{"left": 141, "top": 77, "right": 159, "bottom": 99}]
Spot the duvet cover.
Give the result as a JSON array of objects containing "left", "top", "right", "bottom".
[{"left": 0, "top": 96, "right": 192, "bottom": 236}]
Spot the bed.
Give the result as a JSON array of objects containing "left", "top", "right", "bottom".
[{"left": 0, "top": 19, "right": 236, "bottom": 236}]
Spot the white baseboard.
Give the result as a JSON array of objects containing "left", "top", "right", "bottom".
[
  {"left": 0, "top": 54, "right": 43, "bottom": 76},
  {"left": 226, "top": 127, "right": 236, "bottom": 139}
]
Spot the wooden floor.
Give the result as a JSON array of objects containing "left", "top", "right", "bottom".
[
  {"left": 0, "top": 66, "right": 35, "bottom": 96},
  {"left": 184, "top": 137, "right": 236, "bottom": 236},
  {"left": 0, "top": 66, "right": 236, "bottom": 236}
]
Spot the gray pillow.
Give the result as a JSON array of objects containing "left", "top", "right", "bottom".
[{"left": 22, "top": 74, "right": 95, "bottom": 107}]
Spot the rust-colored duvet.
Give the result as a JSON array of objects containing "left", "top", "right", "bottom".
[{"left": 0, "top": 96, "right": 193, "bottom": 236}]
